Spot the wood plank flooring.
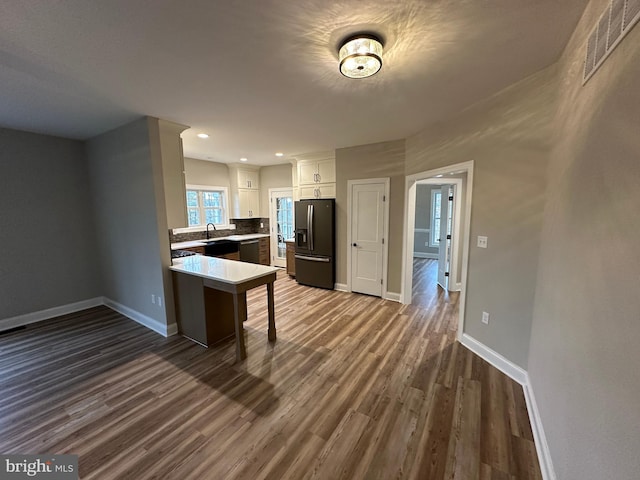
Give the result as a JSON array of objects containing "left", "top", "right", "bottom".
[{"left": 0, "top": 266, "right": 541, "bottom": 479}]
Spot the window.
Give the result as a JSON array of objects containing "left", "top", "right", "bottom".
[
  {"left": 430, "top": 189, "right": 442, "bottom": 247},
  {"left": 185, "top": 185, "right": 228, "bottom": 227}
]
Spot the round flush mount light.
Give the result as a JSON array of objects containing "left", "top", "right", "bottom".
[
  {"left": 275, "top": 152, "right": 284, "bottom": 157},
  {"left": 197, "top": 133, "right": 209, "bottom": 139},
  {"left": 240, "top": 157, "right": 248, "bottom": 162},
  {"left": 338, "top": 34, "right": 383, "bottom": 79}
]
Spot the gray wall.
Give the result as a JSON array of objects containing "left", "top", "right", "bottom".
[
  {"left": 336, "top": 139, "right": 405, "bottom": 293},
  {"left": 528, "top": 0, "right": 640, "bottom": 477},
  {"left": 184, "top": 157, "right": 230, "bottom": 188},
  {"left": 405, "top": 66, "right": 557, "bottom": 368},
  {"left": 414, "top": 184, "right": 439, "bottom": 256},
  {"left": 0, "top": 128, "right": 101, "bottom": 319},
  {"left": 86, "top": 117, "right": 168, "bottom": 326},
  {"left": 259, "top": 164, "right": 293, "bottom": 217}
]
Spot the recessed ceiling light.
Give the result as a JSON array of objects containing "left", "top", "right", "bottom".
[
  {"left": 240, "top": 157, "right": 248, "bottom": 162},
  {"left": 435, "top": 174, "right": 444, "bottom": 178},
  {"left": 197, "top": 133, "right": 209, "bottom": 139},
  {"left": 275, "top": 152, "right": 284, "bottom": 157}
]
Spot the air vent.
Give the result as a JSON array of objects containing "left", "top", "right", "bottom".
[{"left": 583, "top": 0, "right": 640, "bottom": 84}]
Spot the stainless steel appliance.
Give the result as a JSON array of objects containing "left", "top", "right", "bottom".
[
  {"left": 239, "top": 239, "right": 260, "bottom": 264},
  {"left": 294, "top": 199, "right": 335, "bottom": 289}
]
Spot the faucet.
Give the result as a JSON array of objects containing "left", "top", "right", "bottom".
[{"left": 206, "top": 223, "right": 216, "bottom": 239}]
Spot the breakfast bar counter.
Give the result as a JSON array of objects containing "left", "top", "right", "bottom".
[{"left": 170, "top": 255, "right": 279, "bottom": 361}]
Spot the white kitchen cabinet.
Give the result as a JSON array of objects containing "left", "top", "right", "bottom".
[
  {"left": 295, "top": 152, "right": 336, "bottom": 200},
  {"left": 298, "top": 184, "right": 336, "bottom": 200},
  {"left": 237, "top": 189, "right": 260, "bottom": 217},
  {"left": 297, "top": 158, "right": 335, "bottom": 186},
  {"left": 229, "top": 164, "right": 261, "bottom": 218},
  {"left": 237, "top": 168, "right": 259, "bottom": 190}
]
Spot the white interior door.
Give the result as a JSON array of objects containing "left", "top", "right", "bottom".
[
  {"left": 269, "top": 189, "right": 293, "bottom": 267},
  {"left": 350, "top": 183, "right": 385, "bottom": 296},
  {"left": 437, "top": 185, "right": 453, "bottom": 289}
]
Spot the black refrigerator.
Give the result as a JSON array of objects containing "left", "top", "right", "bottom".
[{"left": 294, "top": 199, "right": 335, "bottom": 289}]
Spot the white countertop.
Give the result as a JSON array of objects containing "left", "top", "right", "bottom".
[
  {"left": 171, "top": 233, "right": 269, "bottom": 250},
  {"left": 170, "top": 255, "right": 279, "bottom": 285}
]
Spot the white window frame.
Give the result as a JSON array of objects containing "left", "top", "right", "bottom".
[
  {"left": 430, "top": 189, "right": 442, "bottom": 247},
  {"left": 182, "top": 184, "right": 230, "bottom": 231}
]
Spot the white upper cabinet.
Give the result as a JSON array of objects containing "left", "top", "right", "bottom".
[
  {"left": 237, "top": 168, "right": 259, "bottom": 190},
  {"left": 297, "top": 157, "right": 335, "bottom": 186}
]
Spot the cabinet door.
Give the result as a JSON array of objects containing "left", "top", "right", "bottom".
[
  {"left": 317, "top": 184, "right": 336, "bottom": 198},
  {"left": 238, "top": 189, "right": 260, "bottom": 217},
  {"left": 238, "top": 169, "right": 259, "bottom": 189},
  {"left": 298, "top": 185, "right": 317, "bottom": 200},
  {"left": 316, "top": 159, "right": 335, "bottom": 184},
  {"left": 298, "top": 162, "right": 318, "bottom": 185}
]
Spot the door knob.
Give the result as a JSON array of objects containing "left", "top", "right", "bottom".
[{"left": 352, "top": 243, "right": 357, "bottom": 247}]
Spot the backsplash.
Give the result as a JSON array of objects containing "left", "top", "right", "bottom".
[{"left": 170, "top": 218, "right": 270, "bottom": 243}]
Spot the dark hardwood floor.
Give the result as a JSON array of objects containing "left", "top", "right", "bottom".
[{"left": 0, "top": 267, "right": 541, "bottom": 479}]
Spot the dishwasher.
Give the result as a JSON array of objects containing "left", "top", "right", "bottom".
[{"left": 239, "top": 239, "right": 260, "bottom": 264}]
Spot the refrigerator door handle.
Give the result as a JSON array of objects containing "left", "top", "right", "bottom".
[
  {"left": 308, "top": 204, "right": 314, "bottom": 251},
  {"left": 295, "top": 254, "right": 330, "bottom": 263}
]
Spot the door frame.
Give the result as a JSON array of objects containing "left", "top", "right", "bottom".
[
  {"left": 268, "top": 187, "right": 293, "bottom": 267},
  {"left": 401, "top": 161, "right": 474, "bottom": 340},
  {"left": 416, "top": 178, "right": 463, "bottom": 290},
  {"left": 346, "top": 178, "right": 390, "bottom": 298}
]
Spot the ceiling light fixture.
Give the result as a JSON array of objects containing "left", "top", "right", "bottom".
[
  {"left": 197, "top": 133, "right": 209, "bottom": 139},
  {"left": 275, "top": 152, "right": 284, "bottom": 157},
  {"left": 240, "top": 157, "right": 248, "bottom": 162},
  {"left": 338, "top": 34, "right": 383, "bottom": 79}
]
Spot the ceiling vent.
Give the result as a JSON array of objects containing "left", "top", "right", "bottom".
[{"left": 583, "top": 0, "right": 640, "bottom": 83}]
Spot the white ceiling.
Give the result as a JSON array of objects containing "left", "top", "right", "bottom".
[{"left": 0, "top": 0, "right": 587, "bottom": 166}]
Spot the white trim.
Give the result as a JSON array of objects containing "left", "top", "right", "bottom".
[
  {"left": 459, "top": 332, "right": 556, "bottom": 480},
  {"left": 413, "top": 252, "right": 439, "bottom": 259},
  {"left": 523, "top": 374, "right": 556, "bottom": 480},
  {"left": 459, "top": 333, "right": 527, "bottom": 384},
  {"left": 103, "top": 298, "right": 177, "bottom": 337},
  {"left": 184, "top": 184, "right": 230, "bottom": 228},
  {"left": 0, "top": 297, "right": 103, "bottom": 332},
  {"left": 346, "top": 178, "right": 390, "bottom": 297},
  {"left": 384, "top": 291, "right": 401, "bottom": 302},
  {"left": 334, "top": 283, "right": 349, "bottom": 292},
  {"left": 268, "top": 188, "right": 294, "bottom": 268},
  {"left": 402, "top": 160, "right": 474, "bottom": 342}
]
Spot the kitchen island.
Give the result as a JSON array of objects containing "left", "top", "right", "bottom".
[{"left": 170, "top": 255, "right": 279, "bottom": 362}]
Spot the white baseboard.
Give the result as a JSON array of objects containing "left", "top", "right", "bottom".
[
  {"left": 103, "top": 297, "right": 176, "bottom": 337},
  {"left": 459, "top": 333, "right": 555, "bottom": 480},
  {"left": 523, "top": 374, "right": 556, "bottom": 480},
  {"left": 460, "top": 333, "right": 527, "bottom": 384},
  {"left": 334, "top": 283, "right": 349, "bottom": 292},
  {"left": 413, "top": 252, "right": 438, "bottom": 259},
  {"left": 384, "top": 291, "right": 402, "bottom": 302},
  {"left": 0, "top": 297, "right": 103, "bottom": 332}
]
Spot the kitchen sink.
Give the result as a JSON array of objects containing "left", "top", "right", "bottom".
[{"left": 204, "top": 239, "right": 239, "bottom": 256}]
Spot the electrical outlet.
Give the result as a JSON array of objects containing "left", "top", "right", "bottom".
[
  {"left": 477, "top": 236, "right": 488, "bottom": 248},
  {"left": 425, "top": 241, "right": 429, "bottom": 246},
  {"left": 151, "top": 294, "right": 155, "bottom": 304},
  {"left": 260, "top": 222, "right": 264, "bottom": 228},
  {"left": 158, "top": 296, "right": 162, "bottom": 307},
  {"left": 482, "top": 311, "right": 490, "bottom": 325}
]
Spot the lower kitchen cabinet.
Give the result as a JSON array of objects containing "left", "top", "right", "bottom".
[
  {"left": 259, "top": 237, "right": 270, "bottom": 265},
  {"left": 286, "top": 241, "right": 295, "bottom": 276}
]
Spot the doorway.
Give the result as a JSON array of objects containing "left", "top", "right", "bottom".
[
  {"left": 347, "top": 178, "right": 390, "bottom": 298},
  {"left": 402, "top": 161, "right": 474, "bottom": 339},
  {"left": 269, "top": 188, "right": 293, "bottom": 267}
]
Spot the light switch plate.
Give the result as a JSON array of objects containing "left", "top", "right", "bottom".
[
  {"left": 477, "top": 236, "right": 488, "bottom": 248},
  {"left": 482, "top": 311, "right": 490, "bottom": 324}
]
